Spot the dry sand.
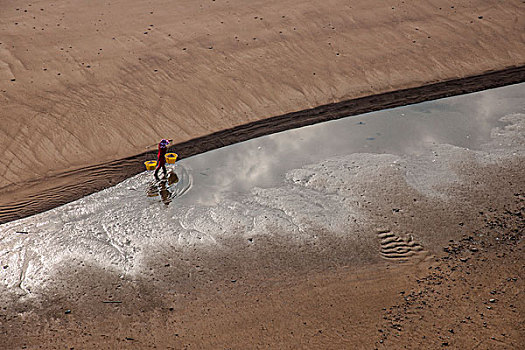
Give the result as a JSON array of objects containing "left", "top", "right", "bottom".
[
  {"left": 1, "top": 0, "right": 524, "bottom": 222},
  {"left": 0, "top": 0, "right": 524, "bottom": 348}
]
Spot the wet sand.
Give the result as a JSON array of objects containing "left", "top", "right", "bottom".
[
  {"left": 1, "top": 156, "right": 523, "bottom": 349},
  {"left": 1, "top": 0, "right": 525, "bottom": 223}
]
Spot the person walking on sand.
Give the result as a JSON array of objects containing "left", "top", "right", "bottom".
[{"left": 154, "top": 139, "right": 172, "bottom": 181}]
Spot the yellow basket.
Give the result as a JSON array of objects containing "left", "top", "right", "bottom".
[
  {"left": 165, "top": 153, "right": 178, "bottom": 164},
  {"left": 144, "top": 160, "right": 157, "bottom": 171}
]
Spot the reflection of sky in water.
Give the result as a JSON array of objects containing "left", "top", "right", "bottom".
[{"left": 179, "top": 83, "right": 524, "bottom": 205}]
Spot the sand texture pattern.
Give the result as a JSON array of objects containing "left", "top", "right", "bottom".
[
  {"left": 1, "top": 0, "right": 524, "bottom": 222},
  {"left": 1, "top": 123, "right": 523, "bottom": 348}
]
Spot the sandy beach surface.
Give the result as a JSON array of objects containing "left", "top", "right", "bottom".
[
  {"left": 0, "top": 147, "right": 523, "bottom": 349},
  {"left": 1, "top": 0, "right": 524, "bottom": 222},
  {"left": 0, "top": 0, "right": 524, "bottom": 348}
]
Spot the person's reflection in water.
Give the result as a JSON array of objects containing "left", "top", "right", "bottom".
[
  {"left": 146, "top": 170, "right": 179, "bottom": 205},
  {"left": 158, "top": 180, "right": 172, "bottom": 206},
  {"left": 159, "top": 170, "right": 179, "bottom": 206},
  {"left": 167, "top": 171, "right": 179, "bottom": 186}
]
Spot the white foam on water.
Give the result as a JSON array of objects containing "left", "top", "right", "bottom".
[
  {"left": 481, "top": 113, "right": 525, "bottom": 159},
  {"left": 397, "top": 113, "right": 524, "bottom": 199}
]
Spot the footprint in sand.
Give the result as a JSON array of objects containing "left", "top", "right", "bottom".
[{"left": 376, "top": 229, "right": 428, "bottom": 262}]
